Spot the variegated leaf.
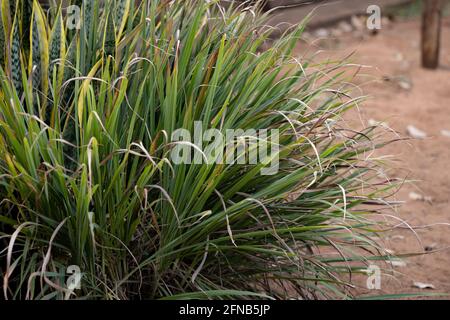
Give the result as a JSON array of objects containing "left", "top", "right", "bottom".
[
  {"left": 115, "top": 0, "right": 130, "bottom": 39},
  {"left": 9, "top": 10, "right": 21, "bottom": 93},
  {"left": 49, "top": 6, "right": 65, "bottom": 86},
  {"left": 104, "top": 10, "right": 115, "bottom": 58},
  {"left": 30, "top": 1, "right": 49, "bottom": 118},
  {"left": 0, "top": 8, "right": 5, "bottom": 69}
]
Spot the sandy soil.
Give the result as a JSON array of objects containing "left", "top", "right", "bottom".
[{"left": 296, "top": 17, "right": 450, "bottom": 298}]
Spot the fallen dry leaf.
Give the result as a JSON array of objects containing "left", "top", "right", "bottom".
[
  {"left": 409, "top": 192, "right": 423, "bottom": 201},
  {"left": 389, "top": 235, "right": 405, "bottom": 241},
  {"left": 338, "top": 21, "right": 353, "bottom": 33},
  {"left": 441, "top": 130, "right": 450, "bottom": 138},
  {"left": 413, "top": 282, "right": 435, "bottom": 290},
  {"left": 408, "top": 192, "right": 433, "bottom": 203},
  {"left": 398, "top": 79, "right": 412, "bottom": 90},
  {"left": 387, "top": 260, "right": 407, "bottom": 268},
  {"left": 407, "top": 125, "right": 427, "bottom": 139},
  {"left": 368, "top": 119, "right": 389, "bottom": 128},
  {"left": 424, "top": 243, "right": 438, "bottom": 252}
]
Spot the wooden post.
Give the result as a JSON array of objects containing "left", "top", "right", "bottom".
[{"left": 422, "top": 0, "right": 443, "bottom": 69}]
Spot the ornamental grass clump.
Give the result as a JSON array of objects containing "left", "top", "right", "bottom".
[{"left": 0, "top": 0, "right": 399, "bottom": 300}]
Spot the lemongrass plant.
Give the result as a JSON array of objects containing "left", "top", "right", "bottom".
[{"left": 0, "top": 0, "right": 400, "bottom": 300}]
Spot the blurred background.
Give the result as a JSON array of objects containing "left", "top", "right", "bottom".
[{"left": 264, "top": 0, "right": 450, "bottom": 296}]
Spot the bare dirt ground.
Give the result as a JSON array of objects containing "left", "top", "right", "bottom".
[{"left": 295, "top": 17, "right": 450, "bottom": 298}]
